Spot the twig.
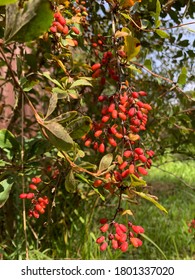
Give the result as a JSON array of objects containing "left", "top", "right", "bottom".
[{"left": 152, "top": 164, "right": 195, "bottom": 190}]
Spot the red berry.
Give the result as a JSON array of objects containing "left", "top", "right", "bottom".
[
  {"left": 128, "top": 107, "right": 136, "bottom": 117},
  {"left": 120, "top": 241, "right": 128, "bottom": 252},
  {"left": 100, "top": 223, "right": 109, "bottom": 233},
  {"left": 32, "top": 177, "right": 42, "bottom": 184},
  {"left": 94, "top": 130, "right": 103, "bottom": 137},
  {"left": 93, "top": 179, "right": 102, "bottom": 187},
  {"left": 91, "top": 63, "right": 101, "bottom": 72},
  {"left": 132, "top": 225, "right": 145, "bottom": 234},
  {"left": 26, "top": 193, "right": 35, "bottom": 199},
  {"left": 108, "top": 137, "right": 117, "bottom": 147},
  {"left": 19, "top": 193, "right": 27, "bottom": 199},
  {"left": 112, "top": 239, "right": 119, "bottom": 249},
  {"left": 138, "top": 166, "right": 148, "bottom": 176},
  {"left": 71, "top": 26, "right": 80, "bottom": 34},
  {"left": 99, "top": 218, "right": 108, "bottom": 224},
  {"left": 130, "top": 237, "right": 143, "bottom": 247},
  {"left": 134, "top": 147, "right": 144, "bottom": 155},
  {"left": 100, "top": 242, "right": 108, "bottom": 251},
  {"left": 101, "top": 115, "right": 110, "bottom": 123},
  {"left": 119, "top": 224, "right": 127, "bottom": 232},
  {"left": 132, "top": 91, "right": 139, "bottom": 98},
  {"left": 123, "top": 150, "right": 132, "bottom": 158},
  {"left": 119, "top": 161, "right": 128, "bottom": 170},
  {"left": 139, "top": 155, "right": 147, "bottom": 163},
  {"left": 29, "top": 184, "right": 37, "bottom": 191},
  {"left": 32, "top": 210, "right": 39, "bottom": 219},
  {"left": 50, "top": 26, "right": 57, "bottom": 33},
  {"left": 62, "top": 25, "right": 69, "bottom": 35},
  {"left": 96, "top": 236, "right": 105, "bottom": 244},
  {"left": 129, "top": 164, "right": 135, "bottom": 174},
  {"left": 92, "top": 68, "right": 102, "bottom": 78},
  {"left": 98, "top": 143, "right": 105, "bottom": 153},
  {"left": 58, "top": 16, "right": 66, "bottom": 26}
]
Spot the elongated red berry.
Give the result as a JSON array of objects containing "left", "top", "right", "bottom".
[
  {"left": 19, "top": 193, "right": 27, "bottom": 199},
  {"left": 128, "top": 107, "right": 136, "bottom": 117},
  {"left": 134, "top": 147, "right": 144, "bottom": 155},
  {"left": 98, "top": 143, "right": 105, "bottom": 153},
  {"left": 138, "top": 166, "right": 148, "bottom": 176},
  {"left": 119, "top": 224, "right": 127, "bottom": 233},
  {"left": 29, "top": 184, "right": 37, "bottom": 191},
  {"left": 130, "top": 237, "right": 143, "bottom": 247},
  {"left": 96, "top": 236, "right": 105, "bottom": 244},
  {"left": 100, "top": 242, "right": 108, "bottom": 251},
  {"left": 91, "top": 63, "right": 101, "bottom": 72},
  {"left": 26, "top": 193, "right": 35, "bottom": 199},
  {"left": 132, "top": 225, "right": 145, "bottom": 234},
  {"left": 120, "top": 241, "right": 128, "bottom": 252},
  {"left": 32, "top": 177, "right": 42, "bottom": 184},
  {"left": 108, "top": 137, "right": 117, "bottom": 147},
  {"left": 71, "top": 26, "right": 80, "bottom": 34},
  {"left": 100, "top": 223, "right": 109, "bottom": 232},
  {"left": 112, "top": 239, "right": 119, "bottom": 249}
]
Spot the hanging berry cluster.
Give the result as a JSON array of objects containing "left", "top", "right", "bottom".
[
  {"left": 19, "top": 177, "right": 49, "bottom": 219},
  {"left": 96, "top": 219, "right": 145, "bottom": 252},
  {"left": 49, "top": 11, "right": 80, "bottom": 46},
  {"left": 83, "top": 82, "right": 155, "bottom": 192}
]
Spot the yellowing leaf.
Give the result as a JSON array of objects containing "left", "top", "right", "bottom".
[
  {"left": 122, "top": 209, "right": 134, "bottom": 216},
  {"left": 122, "top": 27, "right": 141, "bottom": 61},
  {"left": 120, "top": 0, "right": 142, "bottom": 9},
  {"left": 128, "top": 133, "right": 140, "bottom": 141}
]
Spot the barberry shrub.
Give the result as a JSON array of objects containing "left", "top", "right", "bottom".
[{"left": 0, "top": 0, "right": 194, "bottom": 258}]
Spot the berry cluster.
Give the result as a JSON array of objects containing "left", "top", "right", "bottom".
[
  {"left": 91, "top": 51, "right": 119, "bottom": 84},
  {"left": 84, "top": 83, "right": 154, "bottom": 188},
  {"left": 96, "top": 218, "right": 144, "bottom": 252},
  {"left": 19, "top": 177, "right": 49, "bottom": 219},
  {"left": 49, "top": 12, "right": 80, "bottom": 46}
]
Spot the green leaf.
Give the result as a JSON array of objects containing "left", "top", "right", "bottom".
[
  {"left": 130, "top": 174, "right": 146, "bottom": 187},
  {"left": 0, "top": 0, "right": 17, "bottom": 5},
  {"left": 0, "top": 178, "right": 14, "bottom": 208},
  {"left": 122, "top": 27, "right": 141, "bottom": 61},
  {"left": 0, "top": 129, "right": 19, "bottom": 150},
  {"left": 42, "top": 122, "right": 75, "bottom": 152},
  {"left": 49, "top": 111, "right": 78, "bottom": 124},
  {"left": 65, "top": 170, "right": 78, "bottom": 193},
  {"left": 98, "top": 153, "right": 113, "bottom": 174},
  {"left": 177, "top": 67, "right": 187, "bottom": 85},
  {"left": 144, "top": 59, "right": 152, "bottom": 70},
  {"left": 4, "top": 0, "right": 53, "bottom": 43},
  {"left": 70, "top": 79, "right": 92, "bottom": 89},
  {"left": 155, "top": 29, "right": 170, "bottom": 39},
  {"left": 133, "top": 191, "right": 168, "bottom": 214},
  {"left": 177, "top": 74, "right": 187, "bottom": 86},
  {"left": 44, "top": 93, "right": 58, "bottom": 120},
  {"left": 42, "top": 72, "right": 64, "bottom": 89},
  {"left": 67, "top": 116, "right": 92, "bottom": 139}
]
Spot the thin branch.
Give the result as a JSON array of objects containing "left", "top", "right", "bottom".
[
  {"left": 129, "top": 61, "right": 192, "bottom": 98},
  {"left": 152, "top": 164, "right": 195, "bottom": 190}
]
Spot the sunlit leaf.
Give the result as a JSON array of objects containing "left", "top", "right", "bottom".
[
  {"left": 155, "top": 29, "right": 170, "bottom": 39},
  {"left": 133, "top": 190, "right": 168, "bottom": 214},
  {"left": 0, "top": 0, "right": 17, "bottom": 6},
  {"left": 4, "top": 0, "right": 53, "bottom": 43},
  {"left": 42, "top": 121, "right": 75, "bottom": 152},
  {"left": 0, "top": 178, "right": 14, "bottom": 208},
  {"left": 67, "top": 116, "right": 92, "bottom": 139},
  {"left": 122, "top": 27, "right": 141, "bottom": 60},
  {"left": 130, "top": 174, "right": 146, "bottom": 187},
  {"left": 70, "top": 79, "right": 92, "bottom": 89},
  {"left": 98, "top": 153, "right": 113, "bottom": 174},
  {"left": 0, "top": 129, "right": 20, "bottom": 150}
]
